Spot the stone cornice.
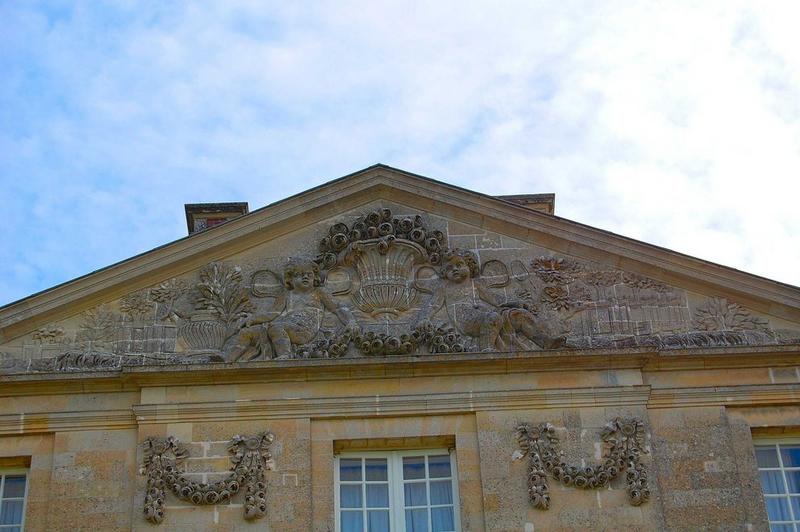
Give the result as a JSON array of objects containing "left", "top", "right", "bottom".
[
  {"left": 648, "top": 383, "right": 800, "bottom": 409},
  {"left": 133, "top": 386, "right": 652, "bottom": 424},
  {"left": 2, "top": 164, "right": 799, "bottom": 342},
  {"left": 5, "top": 381, "right": 800, "bottom": 435},
  {"left": 0, "top": 408, "right": 136, "bottom": 435},
  {"left": 1, "top": 345, "right": 799, "bottom": 397}
]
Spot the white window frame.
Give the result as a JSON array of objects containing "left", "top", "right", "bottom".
[
  {"left": 754, "top": 438, "right": 800, "bottom": 530},
  {"left": 334, "top": 449, "right": 461, "bottom": 532},
  {"left": 0, "top": 469, "right": 29, "bottom": 531}
]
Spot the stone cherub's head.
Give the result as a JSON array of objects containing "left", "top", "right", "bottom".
[
  {"left": 283, "top": 259, "right": 321, "bottom": 291},
  {"left": 440, "top": 249, "right": 479, "bottom": 284}
]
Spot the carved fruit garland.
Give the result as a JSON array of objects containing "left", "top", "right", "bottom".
[
  {"left": 514, "top": 418, "right": 650, "bottom": 510},
  {"left": 141, "top": 431, "right": 275, "bottom": 524}
]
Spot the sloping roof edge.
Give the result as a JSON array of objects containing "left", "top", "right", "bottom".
[{"left": 2, "top": 164, "right": 799, "bottom": 342}]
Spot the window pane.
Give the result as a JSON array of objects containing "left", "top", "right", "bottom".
[
  {"left": 341, "top": 459, "right": 363, "bottom": 481},
  {"left": 368, "top": 510, "right": 390, "bottom": 532},
  {"left": 757, "top": 446, "right": 780, "bottom": 468},
  {"left": 366, "top": 459, "right": 388, "bottom": 481},
  {"left": 404, "top": 482, "right": 427, "bottom": 507},
  {"left": 761, "top": 471, "right": 787, "bottom": 494},
  {"left": 786, "top": 470, "right": 800, "bottom": 494},
  {"left": 765, "top": 497, "right": 791, "bottom": 521},
  {"left": 431, "top": 507, "right": 455, "bottom": 532},
  {"left": 367, "top": 484, "right": 389, "bottom": 508},
  {"left": 780, "top": 445, "right": 800, "bottom": 468},
  {"left": 428, "top": 455, "right": 451, "bottom": 478},
  {"left": 405, "top": 508, "right": 429, "bottom": 532},
  {"left": 769, "top": 525, "right": 793, "bottom": 532},
  {"left": 341, "top": 510, "right": 364, "bottom": 532},
  {"left": 790, "top": 496, "right": 800, "bottom": 521},
  {"left": 430, "top": 480, "right": 453, "bottom": 505},
  {"left": 341, "top": 485, "right": 363, "bottom": 509},
  {"left": 0, "top": 501, "right": 24, "bottom": 525},
  {"left": 1, "top": 477, "right": 25, "bottom": 498},
  {"left": 403, "top": 457, "right": 426, "bottom": 480}
]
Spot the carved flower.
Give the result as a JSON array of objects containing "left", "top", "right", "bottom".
[
  {"left": 621, "top": 272, "right": 670, "bottom": 293},
  {"left": 619, "top": 420, "right": 637, "bottom": 437},
  {"left": 542, "top": 286, "right": 571, "bottom": 311},
  {"left": 150, "top": 278, "right": 187, "bottom": 304},
  {"left": 32, "top": 325, "right": 65, "bottom": 344},
  {"left": 120, "top": 290, "right": 153, "bottom": 318},
  {"left": 531, "top": 256, "right": 577, "bottom": 283}
]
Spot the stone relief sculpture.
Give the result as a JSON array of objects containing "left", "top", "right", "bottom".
[
  {"left": 227, "top": 259, "right": 358, "bottom": 361},
  {"left": 514, "top": 418, "right": 650, "bottom": 509},
  {"left": 2, "top": 206, "right": 798, "bottom": 373},
  {"left": 416, "top": 249, "right": 570, "bottom": 351},
  {"left": 141, "top": 431, "right": 275, "bottom": 524}
]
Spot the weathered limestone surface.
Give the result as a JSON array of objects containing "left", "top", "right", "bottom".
[
  {"left": 477, "top": 407, "right": 665, "bottom": 532},
  {"left": 1, "top": 168, "right": 798, "bottom": 530},
  {"left": 48, "top": 429, "right": 138, "bottom": 531}
]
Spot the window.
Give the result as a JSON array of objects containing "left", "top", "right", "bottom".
[
  {"left": 0, "top": 471, "right": 27, "bottom": 531},
  {"left": 335, "top": 450, "right": 460, "bottom": 532},
  {"left": 756, "top": 443, "right": 800, "bottom": 531}
]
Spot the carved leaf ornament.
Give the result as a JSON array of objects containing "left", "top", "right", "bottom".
[
  {"left": 141, "top": 431, "right": 275, "bottom": 524},
  {"left": 514, "top": 418, "right": 650, "bottom": 510}
]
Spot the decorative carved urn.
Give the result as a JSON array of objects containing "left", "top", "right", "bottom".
[
  {"left": 345, "top": 238, "right": 427, "bottom": 317},
  {"left": 178, "top": 310, "right": 227, "bottom": 350}
]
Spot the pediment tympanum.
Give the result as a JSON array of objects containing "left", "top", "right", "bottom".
[{"left": 2, "top": 197, "right": 799, "bottom": 374}]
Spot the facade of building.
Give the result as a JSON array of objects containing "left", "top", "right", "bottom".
[{"left": 1, "top": 165, "right": 800, "bottom": 531}]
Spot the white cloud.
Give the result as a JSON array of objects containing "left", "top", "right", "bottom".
[{"left": 1, "top": 0, "right": 799, "bottom": 306}]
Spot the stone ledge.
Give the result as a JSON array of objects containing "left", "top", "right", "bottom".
[
  {"left": 132, "top": 385, "right": 652, "bottom": 424},
  {"left": 648, "top": 382, "right": 800, "bottom": 409},
  {"left": 1, "top": 344, "right": 799, "bottom": 395}
]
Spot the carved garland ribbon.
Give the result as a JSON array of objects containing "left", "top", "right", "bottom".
[
  {"left": 514, "top": 418, "right": 649, "bottom": 509},
  {"left": 141, "top": 431, "right": 275, "bottom": 524}
]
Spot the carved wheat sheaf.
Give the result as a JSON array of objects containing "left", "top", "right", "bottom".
[
  {"left": 140, "top": 432, "right": 275, "bottom": 524},
  {"left": 514, "top": 418, "right": 650, "bottom": 510}
]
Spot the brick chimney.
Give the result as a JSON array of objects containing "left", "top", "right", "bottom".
[{"left": 184, "top": 202, "right": 249, "bottom": 235}]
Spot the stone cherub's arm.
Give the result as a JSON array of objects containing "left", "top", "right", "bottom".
[
  {"left": 476, "top": 280, "right": 528, "bottom": 310},
  {"left": 415, "top": 279, "right": 446, "bottom": 330},
  {"left": 240, "top": 292, "right": 287, "bottom": 328},
  {"left": 318, "top": 289, "right": 358, "bottom": 332}
]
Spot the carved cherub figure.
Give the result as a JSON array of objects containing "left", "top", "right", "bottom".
[
  {"left": 416, "top": 249, "right": 568, "bottom": 351},
  {"left": 227, "top": 259, "right": 358, "bottom": 361}
]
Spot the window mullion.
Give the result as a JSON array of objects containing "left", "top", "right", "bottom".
[
  {"left": 362, "top": 459, "right": 368, "bottom": 532},
  {"left": 778, "top": 444, "right": 796, "bottom": 524},
  {"left": 392, "top": 453, "right": 404, "bottom": 532},
  {"left": 426, "top": 455, "right": 433, "bottom": 532}
]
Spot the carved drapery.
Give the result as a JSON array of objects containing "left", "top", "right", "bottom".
[
  {"left": 514, "top": 418, "right": 650, "bottom": 509},
  {"left": 140, "top": 432, "right": 275, "bottom": 524}
]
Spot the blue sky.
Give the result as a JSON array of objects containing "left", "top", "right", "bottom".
[{"left": 1, "top": 1, "right": 799, "bottom": 306}]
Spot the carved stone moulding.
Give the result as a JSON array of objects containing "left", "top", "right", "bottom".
[
  {"left": 514, "top": 418, "right": 650, "bottom": 510},
  {"left": 140, "top": 431, "right": 275, "bottom": 524}
]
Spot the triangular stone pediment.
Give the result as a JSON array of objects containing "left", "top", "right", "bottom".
[{"left": 2, "top": 165, "right": 799, "bottom": 373}]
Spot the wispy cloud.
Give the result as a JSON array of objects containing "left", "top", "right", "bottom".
[{"left": 1, "top": 1, "right": 799, "bottom": 305}]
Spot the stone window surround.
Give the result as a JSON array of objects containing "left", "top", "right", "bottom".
[
  {"left": 0, "top": 468, "right": 28, "bottom": 531},
  {"left": 334, "top": 449, "right": 461, "bottom": 532}
]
